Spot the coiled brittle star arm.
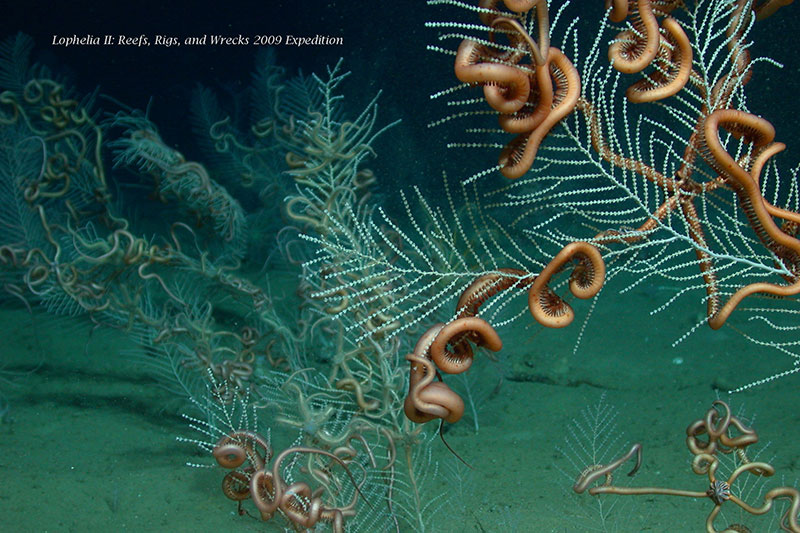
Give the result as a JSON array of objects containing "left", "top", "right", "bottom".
[
  {"left": 404, "top": 323, "right": 466, "bottom": 424},
  {"left": 574, "top": 401, "right": 800, "bottom": 532},
  {"left": 251, "top": 446, "right": 367, "bottom": 533}
]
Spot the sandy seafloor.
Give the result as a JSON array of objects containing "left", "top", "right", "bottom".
[{"left": 1, "top": 269, "right": 798, "bottom": 532}]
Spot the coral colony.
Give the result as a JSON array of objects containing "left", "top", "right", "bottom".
[{"left": 2, "top": 0, "right": 799, "bottom": 531}]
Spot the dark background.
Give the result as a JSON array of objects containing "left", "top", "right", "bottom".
[
  {"left": 2, "top": 1, "right": 798, "bottom": 190},
  {"left": 1, "top": 0, "right": 443, "bottom": 187}
]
